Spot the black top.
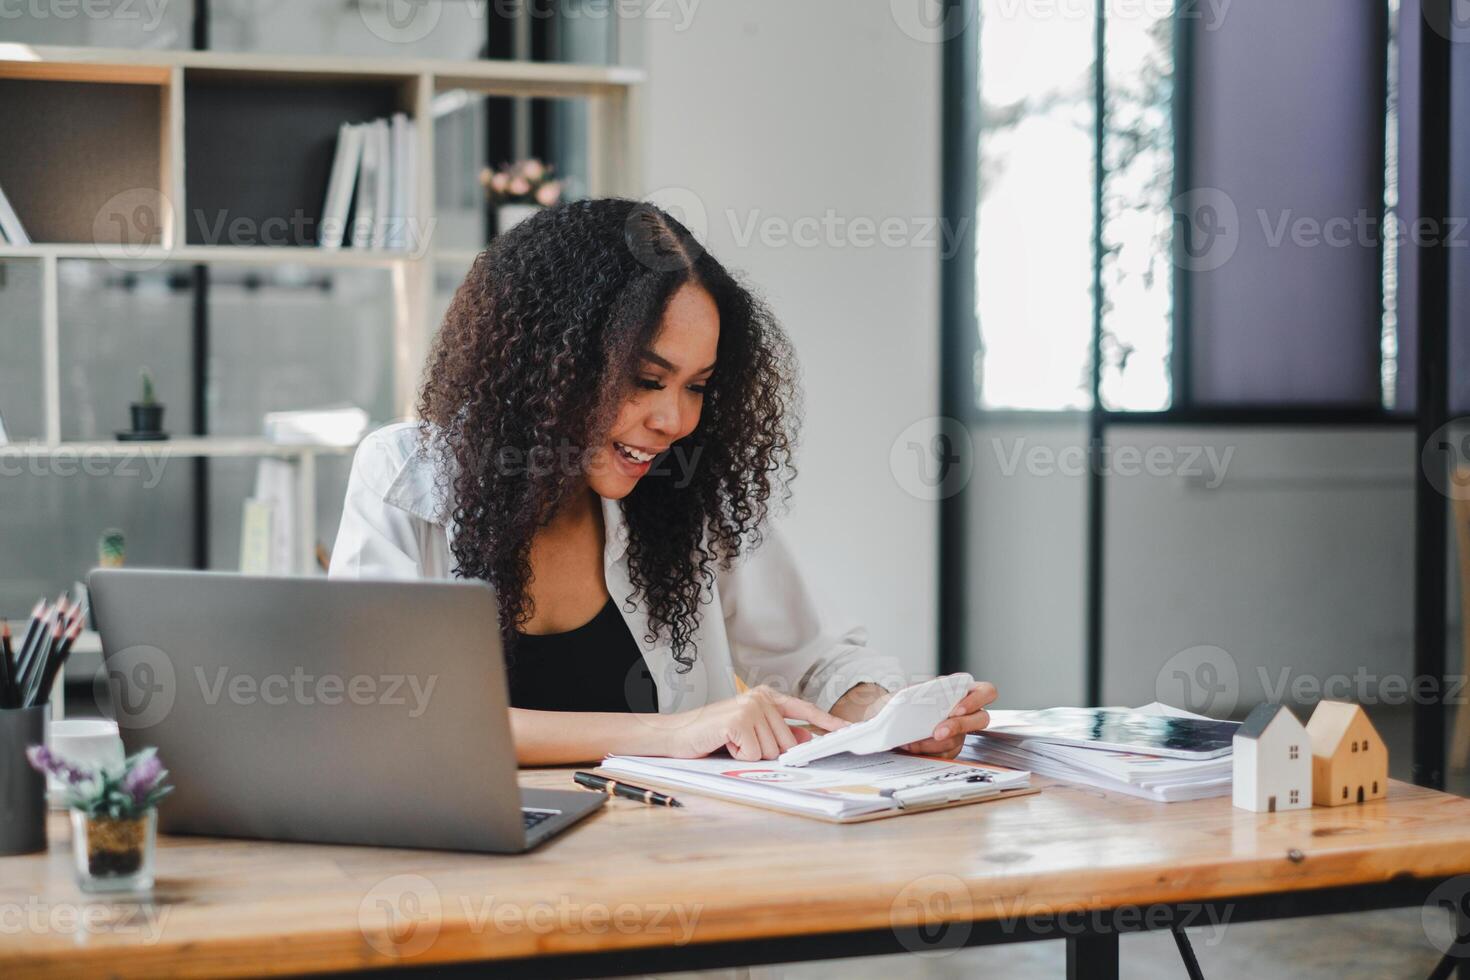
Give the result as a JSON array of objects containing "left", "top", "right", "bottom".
[{"left": 508, "top": 597, "right": 659, "bottom": 713}]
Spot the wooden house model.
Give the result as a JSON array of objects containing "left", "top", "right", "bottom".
[{"left": 1306, "top": 700, "right": 1387, "bottom": 806}]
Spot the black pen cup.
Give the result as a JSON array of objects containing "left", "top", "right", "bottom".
[{"left": 0, "top": 704, "right": 50, "bottom": 856}]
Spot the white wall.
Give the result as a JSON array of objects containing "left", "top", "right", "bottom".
[
  {"left": 1103, "top": 427, "right": 1416, "bottom": 711},
  {"left": 966, "top": 419, "right": 1090, "bottom": 707},
  {"left": 965, "top": 422, "right": 1442, "bottom": 716},
  {"left": 631, "top": 2, "right": 943, "bottom": 677}
]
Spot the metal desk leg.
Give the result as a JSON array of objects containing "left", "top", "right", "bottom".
[
  {"left": 1427, "top": 886, "right": 1470, "bottom": 980},
  {"left": 1462, "top": 897, "right": 1470, "bottom": 980},
  {"left": 1172, "top": 926, "right": 1206, "bottom": 980},
  {"left": 1066, "top": 932, "right": 1119, "bottom": 980}
]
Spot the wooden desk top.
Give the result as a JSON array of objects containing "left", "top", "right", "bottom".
[{"left": 3, "top": 772, "right": 1469, "bottom": 978}]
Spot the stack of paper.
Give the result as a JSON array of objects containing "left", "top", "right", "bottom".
[
  {"left": 263, "top": 406, "right": 369, "bottom": 446},
  {"left": 961, "top": 703, "right": 1236, "bottom": 803},
  {"left": 319, "top": 113, "right": 420, "bottom": 252},
  {"left": 600, "top": 752, "right": 1032, "bottom": 823}
]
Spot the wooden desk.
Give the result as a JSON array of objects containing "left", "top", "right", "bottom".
[{"left": 3, "top": 771, "right": 1469, "bottom": 979}]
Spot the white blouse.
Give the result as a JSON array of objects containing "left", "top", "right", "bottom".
[{"left": 328, "top": 423, "right": 907, "bottom": 713}]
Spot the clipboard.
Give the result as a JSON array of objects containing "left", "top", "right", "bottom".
[{"left": 590, "top": 765, "right": 1039, "bottom": 824}]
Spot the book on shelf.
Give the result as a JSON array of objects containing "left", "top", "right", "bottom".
[
  {"left": 388, "top": 113, "right": 412, "bottom": 250},
  {"left": 0, "top": 177, "right": 30, "bottom": 245},
  {"left": 350, "top": 121, "right": 380, "bottom": 250},
  {"left": 239, "top": 498, "right": 274, "bottom": 575},
  {"left": 319, "top": 122, "right": 364, "bottom": 249},
  {"left": 251, "top": 458, "right": 297, "bottom": 574},
  {"left": 323, "top": 113, "right": 418, "bottom": 252},
  {"left": 370, "top": 118, "right": 391, "bottom": 249}
]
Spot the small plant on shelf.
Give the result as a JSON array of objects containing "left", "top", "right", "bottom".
[
  {"left": 121, "top": 368, "right": 168, "bottom": 441},
  {"left": 29, "top": 746, "right": 173, "bottom": 892},
  {"left": 98, "top": 528, "right": 127, "bottom": 569}
]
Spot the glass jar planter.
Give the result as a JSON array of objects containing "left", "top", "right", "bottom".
[{"left": 70, "top": 809, "right": 156, "bottom": 893}]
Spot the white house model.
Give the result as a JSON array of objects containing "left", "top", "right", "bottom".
[{"left": 1232, "top": 703, "right": 1312, "bottom": 813}]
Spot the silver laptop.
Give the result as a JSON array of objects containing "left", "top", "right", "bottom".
[{"left": 87, "top": 569, "right": 605, "bottom": 853}]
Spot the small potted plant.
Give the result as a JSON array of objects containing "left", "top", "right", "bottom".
[
  {"left": 28, "top": 745, "right": 172, "bottom": 892},
  {"left": 122, "top": 368, "right": 167, "bottom": 440},
  {"left": 98, "top": 527, "right": 127, "bottom": 569},
  {"left": 481, "top": 159, "right": 563, "bottom": 234}
]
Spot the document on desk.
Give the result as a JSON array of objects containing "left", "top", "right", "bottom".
[
  {"left": 962, "top": 703, "right": 1234, "bottom": 802},
  {"left": 598, "top": 752, "right": 1033, "bottom": 823}
]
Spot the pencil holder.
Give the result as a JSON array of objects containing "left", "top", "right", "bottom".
[{"left": 0, "top": 704, "right": 50, "bottom": 855}]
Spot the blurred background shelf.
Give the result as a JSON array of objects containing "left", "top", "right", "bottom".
[
  {"left": 0, "top": 244, "right": 421, "bottom": 267},
  {"left": 0, "top": 25, "right": 641, "bottom": 622},
  {"left": 0, "top": 43, "right": 644, "bottom": 93},
  {"left": 0, "top": 438, "right": 360, "bottom": 458}
]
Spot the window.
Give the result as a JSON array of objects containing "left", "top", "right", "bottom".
[
  {"left": 1289, "top": 745, "right": 1299, "bottom": 760},
  {"left": 1352, "top": 741, "right": 1359, "bottom": 753},
  {"left": 1343, "top": 786, "right": 1349, "bottom": 800},
  {"left": 970, "top": 3, "right": 1405, "bottom": 413},
  {"left": 1290, "top": 789, "right": 1300, "bottom": 804},
  {"left": 974, "top": 0, "right": 1174, "bottom": 410},
  {"left": 1373, "top": 781, "right": 1379, "bottom": 794}
]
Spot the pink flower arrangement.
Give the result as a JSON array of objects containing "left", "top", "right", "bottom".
[{"left": 480, "top": 159, "right": 563, "bottom": 207}]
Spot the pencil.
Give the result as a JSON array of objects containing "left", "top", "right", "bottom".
[
  {"left": 35, "top": 618, "right": 81, "bottom": 707},
  {"left": 22, "top": 618, "right": 63, "bottom": 709},
  {"left": 13, "top": 599, "right": 43, "bottom": 689},
  {"left": 14, "top": 603, "right": 48, "bottom": 702},
  {"left": 0, "top": 620, "right": 14, "bottom": 708},
  {"left": 24, "top": 605, "right": 61, "bottom": 704}
]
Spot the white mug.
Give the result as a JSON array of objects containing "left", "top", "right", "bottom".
[{"left": 45, "top": 718, "right": 124, "bottom": 808}]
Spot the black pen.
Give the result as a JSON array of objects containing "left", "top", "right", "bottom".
[{"left": 574, "top": 771, "right": 683, "bottom": 808}]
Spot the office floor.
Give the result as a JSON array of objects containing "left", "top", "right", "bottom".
[{"left": 771, "top": 907, "right": 1447, "bottom": 978}]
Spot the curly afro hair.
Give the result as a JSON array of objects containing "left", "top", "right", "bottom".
[{"left": 418, "top": 198, "right": 800, "bottom": 670}]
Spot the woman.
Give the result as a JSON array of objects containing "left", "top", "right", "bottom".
[{"left": 330, "top": 198, "right": 995, "bottom": 764}]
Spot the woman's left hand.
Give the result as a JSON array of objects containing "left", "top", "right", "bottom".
[{"left": 895, "top": 678, "right": 998, "bottom": 759}]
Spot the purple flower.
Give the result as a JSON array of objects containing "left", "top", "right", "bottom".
[
  {"left": 26, "top": 745, "right": 92, "bottom": 785},
  {"left": 121, "top": 751, "right": 165, "bottom": 806}
]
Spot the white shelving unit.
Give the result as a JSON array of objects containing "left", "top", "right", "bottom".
[{"left": 0, "top": 42, "right": 643, "bottom": 574}]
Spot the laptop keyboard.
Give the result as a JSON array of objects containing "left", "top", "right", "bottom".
[{"left": 522, "top": 807, "right": 560, "bottom": 831}]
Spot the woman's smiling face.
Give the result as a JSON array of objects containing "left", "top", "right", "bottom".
[{"left": 585, "top": 281, "right": 720, "bottom": 500}]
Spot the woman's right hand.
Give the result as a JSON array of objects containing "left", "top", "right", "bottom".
[{"left": 664, "top": 686, "right": 850, "bottom": 761}]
